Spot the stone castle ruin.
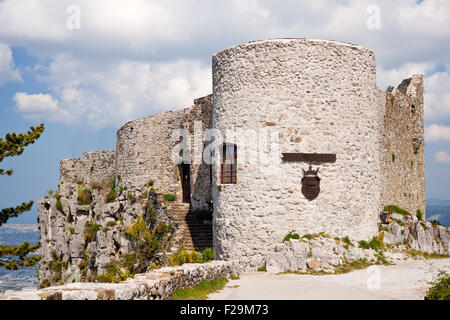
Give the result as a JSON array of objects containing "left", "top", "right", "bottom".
[{"left": 37, "top": 39, "right": 427, "bottom": 286}]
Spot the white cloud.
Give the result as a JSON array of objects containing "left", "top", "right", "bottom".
[
  {"left": 376, "top": 62, "right": 436, "bottom": 92},
  {"left": 424, "top": 72, "right": 450, "bottom": 121},
  {"left": 0, "top": 0, "right": 449, "bottom": 128},
  {"left": 14, "top": 92, "right": 59, "bottom": 112},
  {"left": 426, "top": 124, "right": 450, "bottom": 143},
  {"left": 15, "top": 54, "right": 211, "bottom": 128},
  {"left": 0, "top": 43, "right": 22, "bottom": 86},
  {"left": 435, "top": 151, "right": 450, "bottom": 164}
]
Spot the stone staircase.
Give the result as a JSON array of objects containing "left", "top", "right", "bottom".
[{"left": 164, "top": 201, "right": 213, "bottom": 252}]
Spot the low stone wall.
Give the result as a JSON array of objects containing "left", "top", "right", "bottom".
[{"left": 0, "top": 260, "right": 239, "bottom": 300}]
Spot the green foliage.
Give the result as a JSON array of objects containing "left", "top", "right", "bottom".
[
  {"left": 0, "top": 123, "right": 45, "bottom": 176},
  {"left": 194, "top": 209, "right": 212, "bottom": 221},
  {"left": 163, "top": 193, "right": 176, "bottom": 201},
  {"left": 84, "top": 221, "right": 101, "bottom": 243},
  {"left": 56, "top": 200, "right": 63, "bottom": 211},
  {"left": 0, "top": 201, "right": 33, "bottom": 226},
  {"left": 394, "top": 218, "right": 404, "bottom": 226},
  {"left": 68, "top": 227, "right": 75, "bottom": 235},
  {"left": 301, "top": 234, "right": 313, "bottom": 240},
  {"left": 426, "top": 270, "right": 450, "bottom": 300},
  {"left": 430, "top": 219, "right": 442, "bottom": 226},
  {"left": 416, "top": 209, "right": 423, "bottom": 220},
  {"left": 77, "top": 188, "right": 92, "bottom": 205},
  {"left": 257, "top": 266, "right": 267, "bottom": 272},
  {"left": 201, "top": 248, "right": 215, "bottom": 262},
  {"left": 168, "top": 247, "right": 203, "bottom": 266},
  {"left": 216, "top": 185, "right": 222, "bottom": 191},
  {"left": 48, "top": 250, "right": 63, "bottom": 284},
  {"left": 40, "top": 279, "right": 51, "bottom": 289},
  {"left": 283, "top": 232, "right": 300, "bottom": 242},
  {"left": 122, "top": 216, "right": 173, "bottom": 274},
  {"left": 106, "top": 180, "right": 116, "bottom": 203},
  {"left": 230, "top": 275, "right": 240, "bottom": 280},
  {"left": 147, "top": 207, "right": 156, "bottom": 224},
  {"left": 171, "top": 278, "right": 228, "bottom": 300},
  {"left": 374, "top": 252, "right": 391, "bottom": 265},
  {"left": 147, "top": 180, "right": 154, "bottom": 187},
  {"left": 0, "top": 242, "right": 41, "bottom": 270},
  {"left": 343, "top": 236, "right": 353, "bottom": 246},
  {"left": 126, "top": 193, "right": 137, "bottom": 203},
  {"left": 383, "top": 205, "right": 411, "bottom": 216},
  {"left": 0, "top": 125, "right": 44, "bottom": 269},
  {"left": 358, "top": 234, "right": 384, "bottom": 252},
  {"left": 97, "top": 261, "right": 131, "bottom": 283}
]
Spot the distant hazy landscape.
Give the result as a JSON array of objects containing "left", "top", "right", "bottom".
[
  {"left": 0, "top": 225, "right": 39, "bottom": 294},
  {"left": 426, "top": 198, "right": 450, "bottom": 227}
]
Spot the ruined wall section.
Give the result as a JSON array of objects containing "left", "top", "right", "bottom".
[
  {"left": 59, "top": 150, "right": 116, "bottom": 198},
  {"left": 115, "top": 95, "right": 212, "bottom": 209},
  {"left": 380, "top": 75, "right": 425, "bottom": 216}
]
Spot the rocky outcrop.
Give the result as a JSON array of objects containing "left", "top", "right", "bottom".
[
  {"left": 38, "top": 185, "right": 180, "bottom": 288},
  {"left": 265, "top": 214, "right": 449, "bottom": 273},
  {"left": 0, "top": 261, "right": 238, "bottom": 300},
  {"left": 265, "top": 236, "right": 377, "bottom": 273},
  {"left": 383, "top": 213, "right": 450, "bottom": 255}
]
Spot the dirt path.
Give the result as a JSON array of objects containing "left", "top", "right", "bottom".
[{"left": 208, "top": 258, "right": 450, "bottom": 300}]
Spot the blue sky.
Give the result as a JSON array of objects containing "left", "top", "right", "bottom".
[{"left": 1, "top": 0, "right": 450, "bottom": 224}]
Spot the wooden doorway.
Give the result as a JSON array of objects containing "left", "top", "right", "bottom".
[{"left": 181, "top": 163, "right": 191, "bottom": 203}]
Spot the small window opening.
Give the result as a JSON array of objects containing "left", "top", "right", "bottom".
[{"left": 220, "top": 144, "right": 237, "bottom": 184}]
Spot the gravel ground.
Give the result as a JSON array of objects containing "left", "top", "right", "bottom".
[{"left": 208, "top": 257, "right": 450, "bottom": 300}]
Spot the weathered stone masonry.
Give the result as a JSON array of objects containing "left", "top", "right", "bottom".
[{"left": 37, "top": 38, "right": 426, "bottom": 284}]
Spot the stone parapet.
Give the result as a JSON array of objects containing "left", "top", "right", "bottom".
[{"left": 0, "top": 260, "right": 239, "bottom": 300}]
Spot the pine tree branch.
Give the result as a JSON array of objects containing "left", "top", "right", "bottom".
[
  {"left": 0, "top": 242, "right": 41, "bottom": 270},
  {"left": 0, "top": 201, "right": 34, "bottom": 226},
  {"left": 0, "top": 123, "right": 45, "bottom": 175}
]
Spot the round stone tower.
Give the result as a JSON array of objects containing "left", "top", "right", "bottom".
[{"left": 211, "top": 39, "right": 385, "bottom": 267}]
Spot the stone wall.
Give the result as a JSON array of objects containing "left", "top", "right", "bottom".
[
  {"left": 0, "top": 261, "right": 239, "bottom": 300},
  {"left": 59, "top": 150, "right": 116, "bottom": 198},
  {"left": 380, "top": 75, "right": 426, "bottom": 216},
  {"left": 116, "top": 95, "right": 212, "bottom": 210},
  {"left": 211, "top": 39, "right": 385, "bottom": 268}
]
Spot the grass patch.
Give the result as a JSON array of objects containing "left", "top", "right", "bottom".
[
  {"left": 230, "top": 275, "right": 240, "bottom": 280},
  {"left": 406, "top": 249, "right": 449, "bottom": 260},
  {"left": 342, "top": 236, "right": 353, "bottom": 247},
  {"left": 374, "top": 252, "right": 391, "bottom": 265},
  {"left": 358, "top": 233, "right": 384, "bottom": 251},
  {"left": 77, "top": 188, "right": 92, "bottom": 205},
  {"left": 171, "top": 278, "right": 228, "bottom": 300},
  {"left": 416, "top": 209, "right": 423, "bottom": 221},
  {"left": 425, "top": 270, "right": 450, "bottom": 300},
  {"left": 163, "top": 193, "right": 176, "bottom": 201},
  {"left": 283, "top": 232, "right": 300, "bottom": 242},
  {"left": 257, "top": 266, "right": 267, "bottom": 272},
  {"left": 56, "top": 200, "right": 63, "bottom": 211},
  {"left": 383, "top": 205, "right": 411, "bottom": 216}
]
